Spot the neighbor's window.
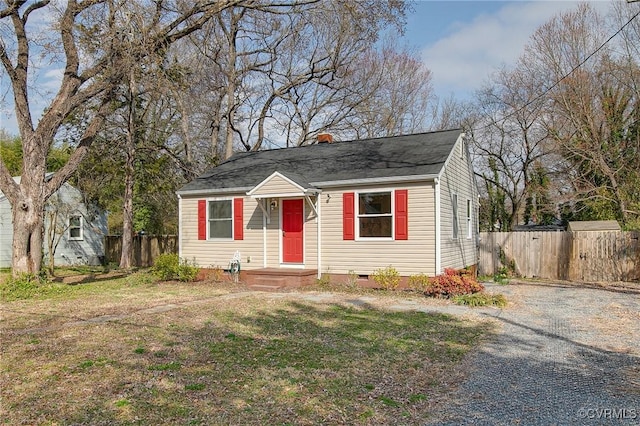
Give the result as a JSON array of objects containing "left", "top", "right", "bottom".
[
  {"left": 69, "top": 215, "right": 83, "bottom": 240},
  {"left": 452, "top": 193, "right": 459, "bottom": 239},
  {"left": 467, "top": 199, "right": 472, "bottom": 239},
  {"left": 358, "top": 192, "right": 392, "bottom": 238},
  {"left": 208, "top": 200, "right": 232, "bottom": 239}
]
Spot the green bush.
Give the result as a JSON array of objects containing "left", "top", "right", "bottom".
[
  {"left": 493, "top": 266, "right": 509, "bottom": 284},
  {"left": 408, "top": 273, "right": 430, "bottom": 291},
  {"left": 453, "top": 292, "right": 507, "bottom": 307},
  {"left": 152, "top": 254, "right": 199, "bottom": 282},
  {"left": 371, "top": 266, "right": 400, "bottom": 290}
]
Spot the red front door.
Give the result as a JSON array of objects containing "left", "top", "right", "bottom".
[{"left": 282, "top": 199, "right": 304, "bottom": 263}]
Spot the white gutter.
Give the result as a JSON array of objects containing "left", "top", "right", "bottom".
[
  {"left": 310, "top": 173, "right": 439, "bottom": 188},
  {"left": 177, "top": 194, "right": 183, "bottom": 259},
  {"left": 176, "top": 186, "right": 253, "bottom": 197},
  {"left": 250, "top": 190, "right": 318, "bottom": 199},
  {"left": 434, "top": 177, "right": 441, "bottom": 275}
]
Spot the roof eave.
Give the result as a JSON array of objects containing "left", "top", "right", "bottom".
[
  {"left": 310, "top": 173, "right": 440, "bottom": 188},
  {"left": 176, "top": 186, "right": 254, "bottom": 197}
]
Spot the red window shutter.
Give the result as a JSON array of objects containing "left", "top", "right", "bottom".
[
  {"left": 395, "top": 190, "right": 408, "bottom": 240},
  {"left": 197, "top": 200, "right": 207, "bottom": 240},
  {"left": 233, "top": 198, "right": 244, "bottom": 240},
  {"left": 343, "top": 192, "right": 355, "bottom": 240}
]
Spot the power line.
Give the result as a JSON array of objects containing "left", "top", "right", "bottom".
[{"left": 471, "top": 7, "right": 640, "bottom": 133}]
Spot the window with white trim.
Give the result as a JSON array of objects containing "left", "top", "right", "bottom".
[
  {"left": 69, "top": 215, "right": 83, "bottom": 240},
  {"left": 466, "top": 199, "right": 472, "bottom": 239},
  {"left": 452, "top": 193, "right": 459, "bottom": 239},
  {"left": 358, "top": 192, "right": 392, "bottom": 238},
  {"left": 208, "top": 200, "right": 232, "bottom": 239}
]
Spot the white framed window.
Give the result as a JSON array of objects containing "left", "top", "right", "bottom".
[
  {"left": 466, "top": 199, "right": 472, "bottom": 239},
  {"left": 357, "top": 191, "right": 392, "bottom": 239},
  {"left": 69, "top": 215, "right": 83, "bottom": 240},
  {"left": 208, "top": 200, "right": 232, "bottom": 239},
  {"left": 452, "top": 193, "right": 459, "bottom": 239}
]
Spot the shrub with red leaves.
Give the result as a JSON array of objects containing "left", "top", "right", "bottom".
[{"left": 425, "top": 268, "right": 484, "bottom": 298}]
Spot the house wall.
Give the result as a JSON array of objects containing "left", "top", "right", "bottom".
[
  {"left": 181, "top": 193, "right": 261, "bottom": 268},
  {"left": 438, "top": 138, "right": 478, "bottom": 272},
  {"left": 0, "top": 184, "right": 106, "bottom": 268},
  {"left": 43, "top": 184, "right": 107, "bottom": 266},
  {"left": 180, "top": 194, "right": 320, "bottom": 270},
  {"left": 319, "top": 182, "right": 436, "bottom": 277},
  {"left": 0, "top": 197, "right": 12, "bottom": 268},
  {"left": 180, "top": 182, "right": 437, "bottom": 276}
]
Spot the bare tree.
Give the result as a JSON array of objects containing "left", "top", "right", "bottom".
[
  {"left": 0, "top": 0, "right": 250, "bottom": 276},
  {"left": 470, "top": 2, "right": 640, "bottom": 230},
  {"left": 337, "top": 41, "right": 434, "bottom": 139},
  {"left": 527, "top": 3, "right": 640, "bottom": 227},
  {"left": 468, "top": 63, "right": 555, "bottom": 231},
  {"left": 182, "top": 0, "right": 411, "bottom": 154}
]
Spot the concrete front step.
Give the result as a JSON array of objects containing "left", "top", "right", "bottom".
[
  {"left": 250, "top": 276, "right": 288, "bottom": 288},
  {"left": 248, "top": 284, "right": 284, "bottom": 291},
  {"left": 242, "top": 268, "right": 318, "bottom": 288}
]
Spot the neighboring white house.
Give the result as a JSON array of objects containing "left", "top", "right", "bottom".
[
  {"left": 0, "top": 178, "right": 107, "bottom": 268},
  {"left": 176, "top": 129, "right": 479, "bottom": 282}
]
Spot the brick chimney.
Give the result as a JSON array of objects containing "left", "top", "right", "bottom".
[{"left": 317, "top": 133, "right": 333, "bottom": 144}]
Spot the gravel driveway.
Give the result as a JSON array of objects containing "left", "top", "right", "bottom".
[{"left": 428, "top": 280, "right": 640, "bottom": 426}]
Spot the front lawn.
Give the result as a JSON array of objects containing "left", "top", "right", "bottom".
[{"left": 0, "top": 273, "right": 494, "bottom": 425}]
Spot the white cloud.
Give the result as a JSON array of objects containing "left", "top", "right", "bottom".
[
  {"left": 41, "top": 67, "right": 65, "bottom": 92},
  {"left": 421, "top": 1, "right": 610, "bottom": 100}
]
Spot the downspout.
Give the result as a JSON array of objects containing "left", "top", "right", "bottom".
[
  {"left": 434, "top": 178, "right": 441, "bottom": 275},
  {"left": 177, "top": 194, "right": 183, "bottom": 259}
]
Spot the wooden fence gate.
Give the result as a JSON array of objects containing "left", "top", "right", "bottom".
[{"left": 479, "top": 231, "right": 639, "bottom": 282}]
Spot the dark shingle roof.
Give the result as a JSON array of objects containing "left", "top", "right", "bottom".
[{"left": 178, "top": 129, "right": 462, "bottom": 195}]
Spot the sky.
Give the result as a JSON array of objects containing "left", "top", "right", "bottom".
[
  {"left": 0, "top": 1, "right": 616, "bottom": 136},
  {"left": 402, "top": 0, "right": 610, "bottom": 101}
]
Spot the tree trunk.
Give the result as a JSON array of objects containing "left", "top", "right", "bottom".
[
  {"left": 120, "top": 72, "right": 137, "bottom": 269},
  {"left": 46, "top": 209, "right": 58, "bottom": 276},
  {"left": 120, "top": 141, "right": 135, "bottom": 269},
  {"left": 11, "top": 195, "right": 45, "bottom": 277}
]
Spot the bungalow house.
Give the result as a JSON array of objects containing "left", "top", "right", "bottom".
[
  {"left": 0, "top": 179, "right": 107, "bottom": 268},
  {"left": 177, "top": 129, "right": 478, "bottom": 287}
]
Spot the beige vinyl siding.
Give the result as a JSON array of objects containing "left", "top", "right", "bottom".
[
  {"left": 251, "top": 175, "right": 303, "bottom": 197},
  {"left": 265, "top": 204, "right": 280, "bottom": 267},
  {"left": 181, "top": 195, "right": 265, "bottom": 269},
  {"left": 181, "top": 195, "right": 319, "bottom": 270},
  {"left": 304, "top": 199, "right": 318, "bottom": 269},
  {"left": 438, "top": 137, "right": 478, "bottom": 271},
  {"left": 320, "top": 182, "right": 436, "bottom": 276}
]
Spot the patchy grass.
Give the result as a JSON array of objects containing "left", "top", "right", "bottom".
[
  {"left": 0, "top": 274, "right": 494, "bottom": 425},
  {"left": 453, "top": 292, "right": 507, "bottom": 307},
  {"left": 0, "top": 269, "right": 156, "bottom": 302}
]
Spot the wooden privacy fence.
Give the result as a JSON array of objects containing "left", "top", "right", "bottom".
[
  {"left": 479, "top": 231, "right": 640, "bottom": 282},
  {"left": 104, "top": 235, "right": 178, "bottom": 267}
]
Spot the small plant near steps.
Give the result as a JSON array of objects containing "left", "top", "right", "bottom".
[{"left": 371, "top": 266, "right": 400, "bottom": 290}]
